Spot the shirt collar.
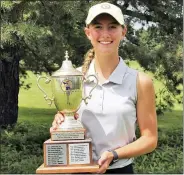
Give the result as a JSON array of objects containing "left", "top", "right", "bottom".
[
  {"left": 86, "top": 57, "right": 127, "bottom": 85},
  {"left": 109, "top": 57, "right": 127, "bottom": 84}
]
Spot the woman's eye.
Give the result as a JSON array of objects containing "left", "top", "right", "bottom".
[
  {"left": 95, "top": 25, "right": 102, "bottom": 29},
  {"left": 109, "top": 25, "right": 117, "bottom": 29}
]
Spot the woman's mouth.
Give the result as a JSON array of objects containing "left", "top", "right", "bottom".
[{"left": 98, "top": 41, "right": 113, "bottom": 45}]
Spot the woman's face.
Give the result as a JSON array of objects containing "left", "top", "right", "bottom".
[{"left": 84, "top": 14, "right": 127, "bottom": 55}]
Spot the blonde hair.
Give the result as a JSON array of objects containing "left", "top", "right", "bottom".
[{"left": 82, "top": 48, "right": 95, "bottom": 76}]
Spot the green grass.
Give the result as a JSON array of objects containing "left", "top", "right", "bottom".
[
  {"left": 2, "top": 65, "right": 183, "bottom": 174},
  {"left": 158, "top": 110, "right": 183, "bottom": 129},
  {"left": 19, "top": 72, "right": 54, "bottom": 109},
  {"left": 18, "top": 72, "right": 56, "bottom": 124}
]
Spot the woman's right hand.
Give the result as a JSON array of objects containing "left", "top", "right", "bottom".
[
  {"left": 50, "top": 112, "right": 79, "bottom": 133},
  {"left": 50, "top": 111, "right": 65, "bottom": 133}
]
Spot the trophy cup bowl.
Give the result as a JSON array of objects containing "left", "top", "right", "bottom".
[{"left": 51, "top": 75, "right": 83, "bottom": 130}]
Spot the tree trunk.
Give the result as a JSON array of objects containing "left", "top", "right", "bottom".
[{"left": 0, "top": 54, "right": 20, "bottom": 127}]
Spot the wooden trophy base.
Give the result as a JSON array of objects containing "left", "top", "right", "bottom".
[
  {"left": 36, "top": 163, "right": 99, "bottom": 174},
  {"left": 36, "top": 138, "right": 99, "bottom": 174}
]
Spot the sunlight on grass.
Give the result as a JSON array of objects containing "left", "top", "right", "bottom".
[
  {"left": 19, "top": 71, "right": 54, "bottom": 109},
  {"left": 18, "top": 72, "right": 56, "bottom": 124}
]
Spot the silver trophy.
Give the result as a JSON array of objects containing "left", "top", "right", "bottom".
[
  {"left": 37, "top": 51, "right": 98, "bottom": 140},
  {"left": 36, "top": 51, "right": 99, "bottom": 173}
]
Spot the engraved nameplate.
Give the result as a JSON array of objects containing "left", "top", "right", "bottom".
[
  {"left": 51, "top": 131, "right": 84, "bottom": 141},
  {"left": 46, "top": 144, "right": 67, "bottom": 166},
  {"left": 69, "top": 143, "right": 90, "bottom": 164}
]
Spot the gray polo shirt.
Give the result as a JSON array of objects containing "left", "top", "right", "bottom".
[{"left": 77, "top": 57, "right": 138, "bottom": 169}]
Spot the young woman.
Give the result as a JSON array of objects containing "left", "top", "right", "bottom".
[{"left": 50, "top": 2, "right": 158, "bottom": 174}]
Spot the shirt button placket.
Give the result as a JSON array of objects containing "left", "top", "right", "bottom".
[{"left": 99, "top": 86, "right": 103, "bottom": 111}]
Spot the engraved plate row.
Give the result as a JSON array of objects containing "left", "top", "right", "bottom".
[{"left": 45, "top": 142, "right": 91, "bottom": 166}]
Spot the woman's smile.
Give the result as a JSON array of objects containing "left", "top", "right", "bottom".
[{"left": 98, "top": 41, "right": 113, "bottom": 45}]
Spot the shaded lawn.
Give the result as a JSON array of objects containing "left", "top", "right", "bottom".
[
  {"left": 18, "top": 107, "right": 56, "bottom": 124},
  {"left": 157, "top": 110, "right": 183, "bottom": 129},
  {"left": 18, "top": 106, "right": 183, "bottom": 130}
]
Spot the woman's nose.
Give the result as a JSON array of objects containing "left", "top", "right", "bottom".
[{"left": 101, "top": 28, "right": 111, "bottom": 38}]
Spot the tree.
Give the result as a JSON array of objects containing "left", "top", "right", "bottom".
[
  {"left": 113, "top": 0, "right": 182, "bottom": 114},
  {"left": 1, "top": 1, "right": 25, "bottom": 126},
  {"left": 121, "top": 28, "right": 182, "bottom": 114},
  {"left": 1, "top": 0, "right": 182, "bottom": 126},
  {"left": 0, "top": 1, "right": 56, "bottom": 126},
  {"left": 1, "top": 1, "right": 91, "bottom": 127}
]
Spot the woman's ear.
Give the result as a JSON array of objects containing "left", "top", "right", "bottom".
[
  {"left": 84, "top": 27, "right": 91, "bottom": 40},
  {"left": 122, "top": 25, "right": 127, "bottom": 39}
]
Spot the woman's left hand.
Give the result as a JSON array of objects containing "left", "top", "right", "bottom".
[{"left": 96, "top": 151, "right": 113, "bottom": 174}]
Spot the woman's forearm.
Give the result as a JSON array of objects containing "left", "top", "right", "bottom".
[{"left": 115, "top": 135, "right": 157, "bottom": 159}]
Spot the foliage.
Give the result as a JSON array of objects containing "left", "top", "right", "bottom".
[
  {"left": 121, "top": 27, "right": 182, "bottom": 114},
  {"left": 1, "top": 122, "right": 183, "bottom": 173},
  {"left": 1, "top": 122, "right": 49, "bottom": 173},
  {"left": 134, "top": 128, "right": 183, "bottom": 174},
  {"left": 0, "top": 0, "right": 183, "bottom": 125},
  {"left": 114, "top": 0, "right": 183, "bottom": 114}
]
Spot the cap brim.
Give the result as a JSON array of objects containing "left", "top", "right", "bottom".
[{"left": 86, "top": 11, "right": 124, "bottom": 25}]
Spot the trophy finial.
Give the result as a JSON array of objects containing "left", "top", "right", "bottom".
[{"left": 65, "top": 50, "right": 69, "bottom": 61}]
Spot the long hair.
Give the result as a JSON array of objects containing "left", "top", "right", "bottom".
[{"left": 82, "top": 48, "right": 95, "bottom": 76}]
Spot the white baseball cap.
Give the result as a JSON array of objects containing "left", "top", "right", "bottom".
[{"left": 85, "top": 2, "right": 125, "bottom": 25}]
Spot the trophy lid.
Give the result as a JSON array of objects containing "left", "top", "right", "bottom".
[{"left": 52, "top": 51, "right": 83, "bottom": 77}]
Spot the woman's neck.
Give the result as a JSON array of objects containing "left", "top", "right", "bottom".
[{"left": 94, "top": 53, "right": 120, "bottom": 82}]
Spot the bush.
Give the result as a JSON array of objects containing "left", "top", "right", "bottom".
[
  {"left": 134, "top": 128, "right": 183, "bottom": 174},
  {"left": 1, "top": 122, "right": 50, "bottom": 174},
  {"left": 1, "top": 122, "right": 183, "bottom": 173}
]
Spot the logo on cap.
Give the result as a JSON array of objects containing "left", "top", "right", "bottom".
[{"left": 101, "top": 4, "right": 111, "bottom": 9}]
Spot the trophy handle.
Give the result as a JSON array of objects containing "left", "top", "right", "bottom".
[
  {"left": 37, "top": 75, "right": 54, "bottom": 106},
  {"left": 83, "top": 75, "right": 98, "bottom": 105}
]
